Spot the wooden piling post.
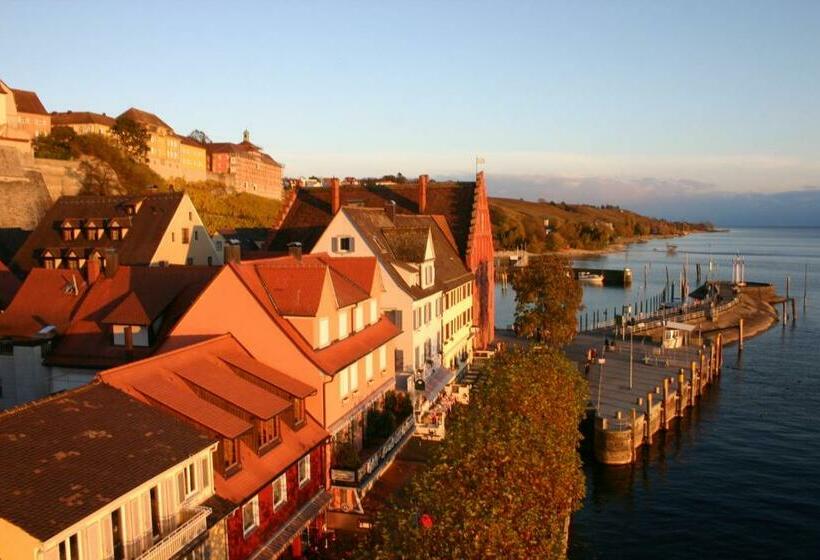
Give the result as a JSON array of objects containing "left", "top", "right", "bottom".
[
  {"left": 662, "top": 378, "right": 670, "bottom": 429},
  {"left": 690, "top": 361, "right": 697, "bottom": 406},
  {"left": 738, "top": 318, "right": 744, "bottom": 353},
  {"left": 791, "top": 298, "right": 797, "bottom": 324},
  {"left": 717, "top": 333, "right": 723, "bottom": 373},
  {"left": 699, "top": 351, "right": 706, "bottom": 394},
  {"left": 677, "top": 369, "right": 685, "bottom": 415},
  {"left": 631, "top": 408, "right": 638, "bottom": 461},
  {"left": 645, "top": 393, "right": 653, "bottom": 445}
]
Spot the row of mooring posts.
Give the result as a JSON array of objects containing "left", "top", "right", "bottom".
[
  {"left": 594, "top": 334, "right": 724, "bottom": 464},
  {"left": 579, "top": 291, "right": 667, "bottom": 332}
]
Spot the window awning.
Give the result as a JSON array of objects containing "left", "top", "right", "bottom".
[{"left": 248, "top": 491, "right": 331, "bottom": 560}]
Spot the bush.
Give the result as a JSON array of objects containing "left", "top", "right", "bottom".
[{"left": 332, "top": 440, "right": 361, "bottom": 470}]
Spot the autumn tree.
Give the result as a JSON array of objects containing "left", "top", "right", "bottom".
[
  {"left": 32, "top": 126, "right": 77, "bottom": 159},
  {"left": 111, "top": 116, "right": 149, "bottom": 161},
  {"left": 512, "top": 255, "right": 581, "bottom": 346},
  {"left": 356, "top": 347, "right": 587, "bottom": 560}
]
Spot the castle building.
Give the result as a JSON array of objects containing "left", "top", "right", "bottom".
[{"left": 206, "top": 130, "right": 283, "bottom": 200}]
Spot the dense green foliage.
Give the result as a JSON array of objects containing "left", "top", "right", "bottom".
[
  {"left": 70, "top": 133, "right": 165, "bottom": 195},
  {"left": 512, "top": 255, "right": 583, "bottom": 347},
  {"left": 491, "top": 197, "right": 714, "bottom": 252},
  {"left": 180, "top": 180, "right": 281, "bottom": 231},
  {"left": 32, "top": 126, "right": 77, "bottom": 160},
  {"left": 111, "top": 116, "right": 150, "bottom": 161},
  {"left": 357, "top": 348, "right": 587, "bottom": 560}
]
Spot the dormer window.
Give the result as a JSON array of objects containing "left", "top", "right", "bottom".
[
  {"left": 293, "top": 398, "right": 306, "bottom": 427},
  {"left": 257, "top": 417, "right": 280, "bottom": 451},
  {"left": 112, "top": 325, "right": 149, "bottom": 347},
  {"left": 60, "top": 223, "right": 74, "bottom": 242},
  {"left": 42, "top": 251, "right": 56, "bottom": 269},
  {"left": 64, "top": 251, "right": 80, "bottom": 270},
  {"left": 222, "top": 438, "right": 240, "bottom": 475}
]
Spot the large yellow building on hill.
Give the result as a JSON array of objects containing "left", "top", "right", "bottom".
[{"left": 117, "top": 107, "right": 207, "bottom": 182}]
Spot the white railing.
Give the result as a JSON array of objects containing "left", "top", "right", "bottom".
[{"left": 137, "top": 506, "right": 210, "bottom": 560}]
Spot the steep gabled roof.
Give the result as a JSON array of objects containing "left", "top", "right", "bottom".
[
  {"left": 10, "top": 88, "right": 47, "bottom": 115},
  {"left": 340, "top": 208, "right": 472, "bottom": 298},
  {"left": 44, "top": 265, "right": 219, "bottom": 368},
  {"left": 0, "top": 261, "right": 21, "bottom": 309},
  {"left": 0, "top": 383, "right": 213, "bottom": 541},
  {"left": 13, "top": 192, "right": 187, "bottom": 271},
  {"left": 207, "top": 141, "right": 283, "bottom": 167},
  {"left": 0, "top": 268, "right": 87, "bottom": 338},
  {"left": 99, "top": 334, "right": 329, "bottom": 504},
  {"left": 117, "top": 107, "right": 172, "bottom": 130},
  {"left": 267, "top": 180, "right": 477, "bottom": 256},
  {"left": 51, "top": 111, "right": 115, "bottom": 127},
  {"left": 228, "top": 261, "right": 400, "bottom": 375}
]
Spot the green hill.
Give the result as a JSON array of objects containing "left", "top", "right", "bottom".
[{"left": 489, "top": 197, "right": 713, "bottom": 252}]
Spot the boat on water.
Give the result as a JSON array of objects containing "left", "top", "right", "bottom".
[{"left": 578, "top": 271, "right": 605, "bottom": 285}]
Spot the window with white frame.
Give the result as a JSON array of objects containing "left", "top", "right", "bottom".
[
  {"left": 272, "top": 474, "right": 287, "bottom": 509},
  {"left": 338, "top": 312, "right": 349, "bottom": 340},
  {"left": 369, "top": 299, "right": 378, "bottom": 324},
  {"left": 242, "top": 495, "right": 259, "bottom": 535},
  {"left": 339, "top": 368, "right": 349, "bottom": 399},
  {"left": 379, "top": 345, "right": 387, "bottom": 372},
  {"left": 177, "top": 462, "right": 196, "bottom": 501},
  {"left": 319, "top": 317, "right": 330, "bottom": 348},
  {"left": 365, "top": 353, "right": 374, "bottom": 382},
  {"left": 350, "top": 362, "right": 359, "bottom": 392},
  {"left": 298, "top": 455, "right": 311, "bottom": 486},
  {"left": 58, "top": 532, "right": 80, "bottom": 560},
  {"left": 355, "top": 305, "right": 364, "bottom": 331}
]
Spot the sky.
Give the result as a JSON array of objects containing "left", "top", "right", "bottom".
[{"left": 3, "top": 1, "right": 820, "bottom": 224}]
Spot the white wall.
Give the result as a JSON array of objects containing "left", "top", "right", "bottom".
[{"left": 149, "top": 194, "right": 222, "bottom": 266}]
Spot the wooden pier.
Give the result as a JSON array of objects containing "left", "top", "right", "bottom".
[{"left": 567, "top": 332, "right": 723, "bottom": 465}]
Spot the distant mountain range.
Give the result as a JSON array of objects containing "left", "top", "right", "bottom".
[{"left": 487, "top": 173, "right": 820, "bottom": 227}]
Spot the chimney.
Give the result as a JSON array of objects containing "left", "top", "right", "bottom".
[
  {"left": 385, "top": 200, "right": 396, "bottom": 222},
  {"left": 330, "top": 177, "right": 341, "bottom": 214},
  {"left": 86, "top": 253, "right": 101, "bottom": 284},
  {"left": 418, "top": 174, "right": 429, "bottom": 214},
  {"left": 223, "top": 240, "right": 241, "bottom": 264},
  {"left": 288, "top": 241, "right": 303, "bottom": 261},
  {"left": 103, "top": 248, "right": 119, "bottom": 278},
  {"left": 124, "top": 326, "right": 134, "bottom": 351}
]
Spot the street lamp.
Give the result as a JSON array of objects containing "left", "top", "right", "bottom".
[
  {"left": 629, "top": 328, "right": 634, "bottom": 390},
  {"left": 595, "top": 357, "right": 606, "bottom": 412}
]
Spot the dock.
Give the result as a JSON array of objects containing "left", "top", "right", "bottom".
[{"left": 566, "top": 332, "right": 722, "bottom": 464}]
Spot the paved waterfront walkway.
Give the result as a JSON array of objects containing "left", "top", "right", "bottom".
[{"left": 566, "top": 333, "right": 703, "bottom": 420}]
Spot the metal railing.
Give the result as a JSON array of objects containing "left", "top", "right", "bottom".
[
  {"left": 136, "top": 506, "right": 210, "bottom": 560},
  {"left": 330, "top": 415, "right": 415, "bottom": 486}
]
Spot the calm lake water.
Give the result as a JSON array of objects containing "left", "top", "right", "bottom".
[{"left": 495, "top": 228, "right": 820, "bottom": 559}]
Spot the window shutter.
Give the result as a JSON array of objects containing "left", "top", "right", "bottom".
[
  {"left": 331, "top": 237, "right": 338, "bottom": 253},
  {"left": 177, "top": 471, "right": 185, "bottom": 504},
  {"left": 349, "top": 237, "right": 355, "bottom": 251}
]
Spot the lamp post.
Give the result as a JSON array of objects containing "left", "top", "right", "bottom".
[
  {"left": 596, "top": 356, "right": 606, "bottom": 412},
  {"left": 629, "top": 328, "right": 634, "bottom": 390}
]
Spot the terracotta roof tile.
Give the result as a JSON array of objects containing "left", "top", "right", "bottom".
[
  {"left": 219, "top": 353, "right": 316, "bottom": 398},
  {"left": 0, "top": 383, "right": 213, "bottom": 541},
  {"left": 268, "top": 181, "right": 477, "bottom": 257},
  {"left": 0, "top": 261, "right": 20, "bottom": 309},
  {"left": 10, "top": 88, "right": 47, "bottom": 115},
  {"left": 99, "top": 335, "right": 329, "bottom": 504},
  {"left": 51, "top": 111, "right": 115, "bottom": 127},
  {"left": 0, "top": 268, "right": 86, "bottom": 338},
  {"left": 117, "top": 107, "right": 172, "bottom": 130}
]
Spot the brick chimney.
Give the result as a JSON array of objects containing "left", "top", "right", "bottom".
[
  {"left": 331, "top": 177, "right": 341, "bottom": 214},
  {"left": 418, "top": 174, "right": 429, "bottom": 214},
  {"left": 86, "top": 253, "right": 101, "bottom": 284},
  {"left": 223, "top": 240, "right": 241, "bottom": 264},
  {"left": 385, "top": 200, "right": 396, "bottom": 222},
  {"left": 288, "top": 241, "right": 303, "bottom": 261},
  {"left": 103, "top": 248, "right": 119, "bottom": 278}
]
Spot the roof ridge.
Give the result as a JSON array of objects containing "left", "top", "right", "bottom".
[{"left": 99, "top": 333, "right": 233, "bottom": 379}]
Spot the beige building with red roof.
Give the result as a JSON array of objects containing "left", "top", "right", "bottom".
[
  {"left": 0, "top": 383, "right": 217, "bottom": 560},
  {"left": 0, "top": 79, "right": 51, "bottom": 153},
  {"left": 51, "top": 110, "right": 116, "bottom": 135},
  {"left": 207, "top": 130, "right": 283, "bottom": 200}
]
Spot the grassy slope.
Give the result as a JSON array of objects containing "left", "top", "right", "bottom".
[{"left": 489, "top": 197, "right": 713, "bottom": 252}]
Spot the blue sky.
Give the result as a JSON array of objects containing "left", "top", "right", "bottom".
[{"left": 3, "top": 1, "right": 820, "bottom": 221}]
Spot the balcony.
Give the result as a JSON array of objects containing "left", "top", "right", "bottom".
[
  {"left": 330, "top": 414, "right": 415, "bottom": 489},
  {"left": 136, "top": 506, "right": 211, "bottom": 560}
]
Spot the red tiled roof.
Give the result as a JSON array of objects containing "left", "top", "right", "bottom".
[
  {"left": 39, "top": 265, "right": 218, "bottom": 368},
  {"left": 228, "top": 263, "right": 400, "bottom": 375},
  {"left": 207, "top": 141, "right": 282, "bottom": 167},
  {"left": 99, "top": 334, "right": 329, "bottom": 504},
  {"left": 268, "top": 181, "right": 477, "bottom": 257},
  {"left": 0, "top": 260, "right": 21, "bottom": 309},
  {"left": 13, "top": 192, "right": 188, "bottom": 271},
  {"left": 131, "top": 375, "right": 252, "bottom": 439},
  {"left": 117, "top": 107, "right": 172, "bottom": 130},
  {"left": 51, "top": 111, "right": 115, "bottom": 127},
  {"left": 220, "top": 352, "right": 316, "bottom": 398},
  {"left": 0, "top": 383, "right": 213, "bottom": 541},
  {"left": 177, "top": 135, "right": 206, "bottom": 148},
  {"left": 0, "top": 268, "right": 86, "bottom": 338},
  {"left": 173, "top": 357, "right": 291, "bottom": 419},
  {"left": 10, "top": 88, "right": 47, "bottom": 115}
]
